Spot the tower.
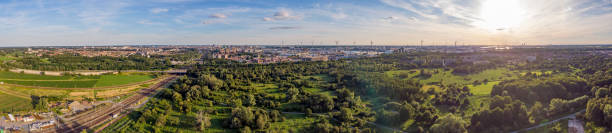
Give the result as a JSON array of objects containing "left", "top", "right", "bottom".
[
  {"left": 335, "top": 40, "right": 339, "bottom": 52},
  {"left": 420, "top": 40, "right": 424, "bottom": 48}
]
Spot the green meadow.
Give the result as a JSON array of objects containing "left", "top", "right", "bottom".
[
  {"left": 0, "top": 91, "right": 33, "bottom": 112},
  {"left": 0, "top": 71, "right": 154, "bottom": 88},
  {"left": 385, "top": 68, "right": 521, "bottom": 117},
  {"left": 94, "top": 74, "right": 155, "bottom": 87},
  {"left": 467, "top": 81, "right": 500, "bottom": 96}
]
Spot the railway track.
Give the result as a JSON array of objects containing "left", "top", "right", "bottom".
[{"left": 44, "top": 76, "right": 177, "bottom": 133}]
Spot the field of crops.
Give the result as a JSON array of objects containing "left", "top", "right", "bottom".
[
  {"left": 0, "top": 91, "right": 32, "bottom": 112},
  {"left": 0, "top": 71, "right": 154, "bottom": 88}
]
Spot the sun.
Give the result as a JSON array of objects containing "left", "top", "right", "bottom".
[{"left": 476, "top": 0, "right": 524, "bottom": 31}]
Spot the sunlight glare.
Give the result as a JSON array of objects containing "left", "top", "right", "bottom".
[{"left": 478, "top": 0, "right": 524, "bottom": 31}]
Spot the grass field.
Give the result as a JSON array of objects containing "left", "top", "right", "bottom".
[
  {"left": 268, "top": 113, "right": 319, "bottom": 132},
  {"left": 385, "top": 68, "right": 520, "bottom": 120},
  {"left": 0, "top": 91, "right": 33, "bottom": 112},
  {"left": 420, "top": 68, "right": 517, "bottom": 85},
  {"left": 466, "top": 81, "right": 500, "bottom": 96},
  {"left": 0, "top": 75, "right": 167, "bottom": 103},
  {"left": 385, "top": 68, "right": 518, "bottom": 86},
  {"left": 94, "top": 75, "right": 154, "bottom": 87},
  {"left": 0, "top": 71, "right": 153, "bottom": 88},
  {"left": 299, "top": 74, "right": 335, "bottom": 97},
  {"left": 0, "top": 80, "right": 99, "bottom": 88},
  {"left": 0, "top": 56, "right": 15, "bottom": 62}
]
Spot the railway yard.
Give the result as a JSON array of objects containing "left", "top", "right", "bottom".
[
  {"left": 52, "top": 76, "right": 176, "bottom": 133},
  {"left": 0, "top": 75, "right": 177, "bottom": 133}
]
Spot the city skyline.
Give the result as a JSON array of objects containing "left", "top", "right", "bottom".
[{"left": 1, "top": 0, "right": 611, "bottom": 46}]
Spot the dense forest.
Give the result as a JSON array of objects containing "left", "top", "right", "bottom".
[{"left": 95, "top": 48, "right": 612, "bottom": 132}]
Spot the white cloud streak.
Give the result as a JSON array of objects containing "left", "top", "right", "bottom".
[{"left": 150, "top": 8, "right": 169, "bottom": 14}]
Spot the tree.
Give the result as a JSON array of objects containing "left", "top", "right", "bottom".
[
  {"left": 270, "top": 110, "right": 283, "bottom": 122},
  {"left": 172, "top": 92, "right": 183, "bottom": 103},
  {"left": 585, "top": 96, "right": 612, "bottom": 129},
  {"left": 168, "top": 116, "right": 180, "bottom": 126},
  {"left": 469, "top": 96, "right": 529, "bottom": 132},
  {"left": 198, "top": 111, "right": 212, "bottom": 131},
  {"left": 430, "top": 113, "right": 467, "bottom": 133},
  {"left": 304, "top": 94, "right": 334, "bottom": 112},
  {"left": 255, "top": 115, "right": 268, "bottom": 129},
  {"left": 245, "top": 94, "right": 256, "bottom": 107},
  {"left": 240, "top": 126, "right": 252, "bottom": 133},
  {"left": 233, "top": 99, "right": 243, "bottom": 107},
  {"left": 227, "top": 107, "right": 254, "bottom": 129},
  {"left": 529, "top": 101, "right": 545, "bottom": 123},
  {"left": 34, "top": 97, "right": 48, "bottom": 111},
  {"left": 156, "top": 113, "right": 168, "bottom": 126},
  {"left": 305, "top": 108, "right": 313, "bottom": 117},
  {"left": 550, "top": 122, "right": 563, "bottom": 133},
  {"left": 200, "top": 75, "right": 224, "bottom": 90},
  {"left": 287, "top": 87, "right": 299, "bottom": 101},
  {"left": 338, "top": 108, "right": 353, "bottom": 122},
  {"left": 187, "top": 85, "right": 201, "bottom": 100}
]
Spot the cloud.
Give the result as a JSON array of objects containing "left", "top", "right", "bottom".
[
  {"left": 0, "top": 13, "right": 29, "bottom": 28},
  {"left": 274, "top": 10, "right": 291, "bottom": 19},
  {"left": 138, "top": 20, "right": 163, "bottom": 25},
  {"left": 383, "top": 16, "right": 398, "bottom": 20},
  {"left": 151, "top": 0, "right": 196, "bottom": 3},
  {"left": 209, "top": 13, "right": 227, "bottom": 19},
  {"left": 150, "top": 8, "right": 169, "bottom": 14},
  {"left": 201, "top": 13, "right": 229, "bottom": 24},
  {"left": 263, "top": 17, "right": 274, "bottom": 21},
  {"left": 379, "top": 0, "right": 480, "bottom": 25},
  {"left": 201, "top": 19, "right": 226, "bottom": 25},
  {"left": 269, "top": 26, "right": 300, "bottom": 30},
  {"left": 331, "top": 12, "right": 347, "bottom": 19},
  {"left": 76, "top": 0, "right": 129, "bottom": 25},
  {"left": 175, "top": 7, "right": 249, "bottom": 25},
  {"left": 263, "top": 9, "right": 300, "bottom": 21}
]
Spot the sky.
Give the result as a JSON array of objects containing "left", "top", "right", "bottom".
[{"left": 0, "top": 0, "right": 611, "bottom": 46}]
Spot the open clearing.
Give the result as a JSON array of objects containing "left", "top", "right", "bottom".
[
  {"left": 385, "top": 68, "right": 518, "bottom": 86},
  {"left": 467, "top": 81, "right": 500, "bottom": 96}
]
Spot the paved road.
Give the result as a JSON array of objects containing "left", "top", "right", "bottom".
[{"left": 510, "top": 109, "right": 585, "bottom": 133}]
